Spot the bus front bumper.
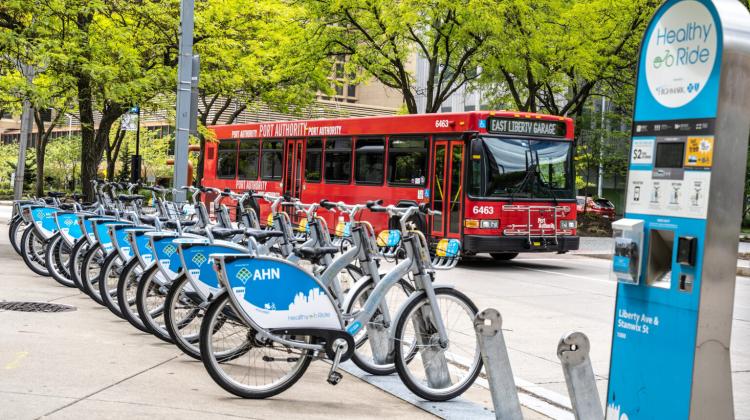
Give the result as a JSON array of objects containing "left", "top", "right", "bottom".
[{"left": 463, "top": 235, "right": 580, "bottom": 254}]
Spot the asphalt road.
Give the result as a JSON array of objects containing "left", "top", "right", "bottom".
[{"left": 441, "top": 252, "right": 750, "bottom": 418}]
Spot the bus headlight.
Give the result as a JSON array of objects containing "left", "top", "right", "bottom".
[
  {"left": 560, "top": 220, "right": 577, "bottom": 229},
  {"left": 480, "top": 220, "right": 499, "bottom": 229},
  {"left": 464, "top": 219, "right": 479, "bottom": 228}
]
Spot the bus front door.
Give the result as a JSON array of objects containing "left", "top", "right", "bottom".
[
  {"left": 283, "top": 139, "right": 305, "bottom": 222},
  {"left": 431, "top": 140, "right": 464, "bottom": 239}
]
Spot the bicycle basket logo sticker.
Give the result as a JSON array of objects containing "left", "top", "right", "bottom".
[
  {"left": 191, "top": 252, "right": 207, "bottom": 266},
  {"left": 163, "top": 244, "right": 176, "bottom": 257},
  {"left": 63, "top": 218, "right": 74, "bottom": 226},
  {"left": 236, "top": 267, "right": 252, "bottom": 284},
  {"left": 35, "top": 210, "right": 43, "bottom": 219},
  {"left": 645, "top": 0, "right": 717, "bottom": 108}
]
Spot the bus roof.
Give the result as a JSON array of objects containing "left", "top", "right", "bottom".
[{"left": 209, "top": 111, "right": 575, "bottom": 141}]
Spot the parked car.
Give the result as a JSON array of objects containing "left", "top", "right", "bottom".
[{"left": 576, "top": 196, "right": 616, "bottom": 219}]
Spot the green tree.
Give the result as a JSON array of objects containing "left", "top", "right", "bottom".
[
  {"left": 302, "top": 0, "right": 496, "bottom": 114},
  {"left": 194, "top": 0, "right": 331, "bottom": 181},
  {"left": 45, "top": 135, "right": 82, "bottom": 191},
  {"left": 479, "top": 0, "right": 658, "bottom": 118}
]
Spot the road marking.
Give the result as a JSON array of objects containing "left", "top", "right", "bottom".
[
  {"left": 4, "top": 351, "right": 28, "bottom": 370},
  {"left": 515, "top": 265, "right": 613, "bottom": 284}
]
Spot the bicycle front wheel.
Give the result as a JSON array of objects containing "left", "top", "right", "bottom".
[
  {"left": 199, "top": 293, "right": 312, "bottom": 399},
  {"left": 393, "top": 287, "right": 482, "bottom": 401},
  {"left": 45, "top": 233, "right": 75, "bottom": 287}
]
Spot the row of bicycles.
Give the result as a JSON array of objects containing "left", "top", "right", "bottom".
[{"left": 8, "top": 180, "right": 480, "bottom": 402}]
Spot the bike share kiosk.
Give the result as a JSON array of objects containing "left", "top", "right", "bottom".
[{"left": 608, "top": 0, "right": 750, "bottom": 418}]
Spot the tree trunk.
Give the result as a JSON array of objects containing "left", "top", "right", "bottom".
[{"left": 76, "top": 11, "right": 97, "bottom": 200}]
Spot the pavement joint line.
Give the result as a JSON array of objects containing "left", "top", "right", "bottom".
[
  {"left": 81, "top": 396, "right": 264, "bottom": 419},
  {"left": 0, "top": 389, "right": 78, "bottom": 400},
  {"left": 38, "top": 355, "right": 179, "bottom": 419},
  {"left": 46, "top": 293, "right": 83, "bottom": 303}
]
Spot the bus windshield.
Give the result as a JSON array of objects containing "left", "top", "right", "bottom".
[{"left": 469, "top": 136, "right": 574, "bottom": 199}]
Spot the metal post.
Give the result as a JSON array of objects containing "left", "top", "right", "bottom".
[
  {"left": 131, "top": 106, "right": 142, "bottom": 184},
  {"left": 557, "top": 331, "right": 603, "bottom": 420},
  {"left": 173, "top": 0, "right": 195, "bottom": 200},
  {"left": 597, "top": 96, "right": 606, "bottom": 198},
  {"left": 474, "top": 308, "right": 523, "bottom": 420},
  {"left": 13, "top": 66, "right": 34, "bottom": 200}
]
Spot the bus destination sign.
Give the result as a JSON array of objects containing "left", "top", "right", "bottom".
[{"left": 487, "top": 117, "right": 566, "bottom": 138}]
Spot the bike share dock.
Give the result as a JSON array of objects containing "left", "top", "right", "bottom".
[{"left": 0, "top": 223, "right": 436, "bottom": 419}]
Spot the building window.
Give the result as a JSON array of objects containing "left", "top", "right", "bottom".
[
  {"left": 355, "top": 137, "right": 384, "bottom": 185},
  {"left": 305, "top": 138, "right": 323, "bottom": 182},
  {"left": 238, "top": 139, "right": 259, "bottom": 180},
  {"left": 347, "top": 84, "right": 356, "bottom": 99},
  {"left": 440, "top": 106, "right": 452, "bottom": 113},
  {"left": 465, "top": 105, "right": 476, "bottom": 111},
  {"left": 324, "top": 137, "right": 352, "bottom": 183},
  {"left": 388, "top": 136, "right": 428, "bottom": 186},
  {"left": 261, "top": 139, "right": 283, "bottom": 180},
  {"left": 216, "top": 140, "right": 238, "bottom": 179}
]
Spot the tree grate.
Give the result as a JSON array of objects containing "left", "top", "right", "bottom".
[{"left": 0, "top": 301, "right": 76, "bottom": 313}]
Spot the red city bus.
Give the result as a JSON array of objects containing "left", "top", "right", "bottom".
[{"left": 203, "top": 111, "right": 579, "bottom": 259}]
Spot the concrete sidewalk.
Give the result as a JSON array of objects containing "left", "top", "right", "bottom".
[{"left": 0, "top": 223, "right": 437, "bottom": 420}]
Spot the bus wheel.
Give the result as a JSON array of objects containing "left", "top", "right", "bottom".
[{"left": 490, "top": 252, "right": 518, "bottom": 261}]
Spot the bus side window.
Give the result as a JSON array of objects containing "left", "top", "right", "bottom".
[
  {"left": 216, "top": 139, "right": 238, "bottom": 179},
  {"left": 238, "top": 138, "right": 259, "bottom": 180},
  {"left": 355, "top": 137, "right": 384, "bottom": 185},
  {"left": 261, "top": 139, "right": 283, "bottom": 180},
  {"left": 305, "top": 138, "right": 323, "bottom": 182},
  {"left": 324, "top": 137, "right": 352, "bottom": 183},
  {"left": 388, "top": 136, "right": 428, "bottom": 186}
]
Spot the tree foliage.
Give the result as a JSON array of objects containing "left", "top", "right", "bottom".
[
  {"left": 479, "top": 0, "right": 659, "bottom": 117},
  {"left": 303, "top": 0, "right": 496, "bottom": 114}
]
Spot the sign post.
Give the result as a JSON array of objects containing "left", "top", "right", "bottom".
[{"left": 607, "top": 1, "right": 750, "bottom": 419}]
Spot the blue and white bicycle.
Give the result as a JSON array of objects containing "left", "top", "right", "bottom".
[{"left": 199, "top": 203, "right": 481, "bottom": 401}]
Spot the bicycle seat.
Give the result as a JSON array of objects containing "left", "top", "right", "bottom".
[
  {"left": 104, "top": 209, "right": 119, "bottom": 216},
  {"left": 293, "top": 246, "right": 339, "bottom": 260},
  {"left": 59, "top": 203, "right": 78, "bottom": 211},
  {"left": 210, "top": 227, "right": 245, "bottom": 239},
  {"left": 138, "top": 214, "right": 168, "bottom": 225},
  {"left": 163, "top": 219, "right": 198, "bottom": 229},
  {"left": 118, "top": 194, "right": 144, "bottom": 202},
  {"left": 244, "top": 229, "right": 284, "bottom": 243},
  {"left": 47, "top": 191, "right": 67, "bottom": 198}
]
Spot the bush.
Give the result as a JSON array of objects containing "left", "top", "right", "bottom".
[
  {"left": 0, "top": 189, "right": 14, "bottom": 200},
  {"left": 577, "top": 212, "right": 613, "bottom": 237}
]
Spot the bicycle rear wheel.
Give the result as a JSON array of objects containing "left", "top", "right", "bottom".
[
  {"left": 393, "top": 287, "right": 482, "bottom": 401},
  {"left": 199, "top": 293, "right": 312, "bottom": 399},
  {"left": 345, "top": 278, "right": 414, "bottom": 375}
]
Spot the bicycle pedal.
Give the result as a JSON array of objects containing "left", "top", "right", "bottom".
[{"left": 327, "top": 371, "right": 343, "bottom": 386}]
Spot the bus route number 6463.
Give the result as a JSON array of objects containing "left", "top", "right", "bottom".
[{"left": 472, "top": 205, "right": 494, "bottom": 215}]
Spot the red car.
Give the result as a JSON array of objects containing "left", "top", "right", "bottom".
[{"left": 577, "top": 196, "right": 616, "bottom": 219}]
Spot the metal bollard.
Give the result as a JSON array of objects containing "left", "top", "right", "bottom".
[
  {"left": 474, "top": 308, "right": 523, "bottom": 420},
  {"left": 557, "top": 331, "right": 603, "bottom": 420}
]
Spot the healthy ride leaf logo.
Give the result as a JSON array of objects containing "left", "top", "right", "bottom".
[{"left": 645, "top": 0, "right": 717, "bottom": 108}]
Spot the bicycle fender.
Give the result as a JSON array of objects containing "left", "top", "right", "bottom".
[
  {"left": 388, "top": 284, "right": 457, "bottom": 343},
  {"left": 340, "top": 275, "right": 373, "bottom": 312}
]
